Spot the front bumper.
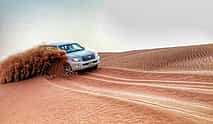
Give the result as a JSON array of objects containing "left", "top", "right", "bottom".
[{"left": 69, "top": 57, "right": 100, "bottom": 71}]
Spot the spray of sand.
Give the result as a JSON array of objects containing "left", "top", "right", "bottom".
[{"left": 0, "top": 46, "right": 68, "bottom": 84}]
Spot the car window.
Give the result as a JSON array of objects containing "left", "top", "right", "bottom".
[
  {"left": 72, "top": 44, "right": 83, "bottom": 50},
  {"left": 59, "top": 43, "right": 84, "bottom": 53}
]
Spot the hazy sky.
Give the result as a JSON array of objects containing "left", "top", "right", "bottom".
[{"left": 1, "top": 0, "right": 213, "bottom": 58}]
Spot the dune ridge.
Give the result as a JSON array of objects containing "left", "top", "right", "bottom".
[{"left": 100, "top": 43, "right": 213, "bottom": 72}]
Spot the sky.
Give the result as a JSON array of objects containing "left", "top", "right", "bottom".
[{"left": 1, "top": 0, "right": 213, "bottom": 58}]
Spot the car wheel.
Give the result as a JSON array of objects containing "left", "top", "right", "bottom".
[{"left": 64, "top": 63, "right": 72, "bottom": 76}]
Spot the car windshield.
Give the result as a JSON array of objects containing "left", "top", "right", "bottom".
[{"left": 59, "top": 43, "right": 84, "bottom": 53}]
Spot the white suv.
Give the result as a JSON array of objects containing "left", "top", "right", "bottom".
[{"left": 46, "top": 42, "right": 100, "bottom": 74}]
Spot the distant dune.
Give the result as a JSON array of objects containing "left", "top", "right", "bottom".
[{"left": 100, "top": 44, "right": 213, "bottom": 73}]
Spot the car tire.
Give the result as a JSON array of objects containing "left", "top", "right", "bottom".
[{"left": 64, "top": 62, "right": 72, "bottom": 76}]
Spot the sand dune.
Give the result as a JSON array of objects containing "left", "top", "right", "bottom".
[
  {"left": 100, "top": 44, "right": 213, "bottom": 73},
  {"left": 1, "top": 44, "right": 213, "bottom": 124}
]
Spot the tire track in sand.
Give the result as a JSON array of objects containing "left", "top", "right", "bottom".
[
  {"left": 82, "top": 75, "right": 213, "bottom": 95},
  {"left": 77, "top": 76, "right": 213, "bottom": 115},
  {"left": 78, "top": 75, "right": 213, "bottom": 109},
  {"left": 88, "top": 73, "right": 213, "bottom": 89},
  {"left": 89, "top": 73, "right": 213, "bottom": 85},
  {"left": 46, "top": 79, "right": 213, "bottom": 123},
  {"left": 98, "top": 67, "right": 213, "bottom": 82}
]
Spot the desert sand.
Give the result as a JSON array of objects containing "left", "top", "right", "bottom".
[
  {"left": 1, "top": 44, "right": 213, "bottom": 124},
  {"left": 100, "top": 44, "right": 213, "bottom": 73}
]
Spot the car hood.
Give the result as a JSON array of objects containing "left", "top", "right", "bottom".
[{"left": 66, "top": 50, "right": 95, "bottom": 58}]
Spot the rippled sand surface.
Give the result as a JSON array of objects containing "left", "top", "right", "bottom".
[{"left": 1, "top": 44, "right": 213, "bottom": 124}]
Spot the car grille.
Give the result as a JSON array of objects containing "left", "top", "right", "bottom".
[
  {"left": 82, "top": 60, "right": 98, "bottom": 66},
  {"left": 82, "top": 54, "right": 95, "bottom": 61}
]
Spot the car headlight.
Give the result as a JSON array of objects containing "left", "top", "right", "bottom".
[{"left": 72, "top": 57, "right": 81, "bottom": 62}]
